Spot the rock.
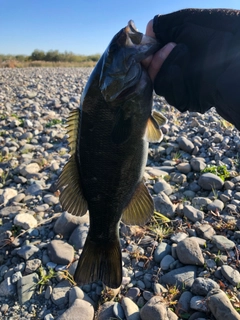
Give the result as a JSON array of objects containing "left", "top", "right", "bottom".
[
  {"left": 207, "top": 289, "right": 240, "bottom": 320},
  {"left": 17, "top": 273, "right": 39, "bottom": 304},
  {"left": 160, "top": 254, "right": 175, "bottom": 271},
  {"left": 207, "top": 199, "right": 224, "bottom": 211},
  {"left": 176, "top": 238, "right": 204, "bottom": 266},
  {"left": 160, "top": 266, "right": 197, "bottom": 289},
  {"left": 178, "top": 137, "right": 194, "bottom": 153},
  {"left": 126, "top": 287, "right": 141, "bottom": 301},
  {"left": 154, "top": 242, "right": 171, "bottom": 263},
  {"left": 0, "top": 188, "right": 18, "bottom": 205},
  {"left": 69, "top": 224, "right": 88, "bottom": 250},
  {"left": 97, "top": 301, "right": 115, "bottom": 320},
  {"left": 0, "top": 277, "right": 16, "bottom": 297},
  {"left": 212, "top": 235, "right": 235, "bottom": 251},
  {"left": 177, "top": 291, "right": 193, "bottom": 317},
  {"left": 195, "top": 224, "right": 216, "bottom": 240},
  {"left": 57, "top": 299, "right": 94, "bottom": 320},
  {"left": 140, "top": 296, "right": 178, "bottom": 320},
  {"left": 68, "top": 286, "right": 95, "bottom": 307},
  {"left": 17, "top": 244, "right": 39, "bottom": 260},
  {"left": 221, "top": 265, "right": 240, "bottom": 286},
  {"left": 25, "top": 259, "right": 42, "bottom": 274},
  {"left": 51, "top": 280, "right": 71, "bottom": 306},
  {"left": 183, "top": 205, "right": 204, "bottom": 222},
  {"left": 121, "top": 297, "right": 140, "bottom": 320},
  {"left": 176, "top": 162, "right": 191, "bottom": 174},
  {"left": 190, "top": 158, "right": 206, "bottom": 171},
  {"left": 191, "top": 277, "right": 219, "bottom": 296},
  {"left": 153, "top": 180, "right": 173, "bottom": 195},
  {"left": 190, "top": 295, "right": 208, "bottom": 312},
  {"left": 19, "top": 163, "right": 40, "bottom": 176},
  {"left": 14, "top": 213, "right": 38, "bottom": 229},
  {"left": 198, "top": 173, "right": 224, "bottom": 190},
  {"left": 153, "top": 192, "right": 175, "bottom": 218},
  {"left": 113, "top": 302, "right": 125, "bottom": 320},
  {"left": 48, "top": 240, "right": 74, "bottom": 265},
  {"left": 54, "top": 211, "right": 89, "bottom": 238}
]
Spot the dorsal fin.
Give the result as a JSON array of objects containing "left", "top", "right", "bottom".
[
  {"left": 122, "top": 181, "right": 154, "bottom": 226},
  {"left": 57, "top": 108, "right": 87, "bottom": 216}
]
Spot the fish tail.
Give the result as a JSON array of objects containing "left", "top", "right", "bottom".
[{"left": 74, "top": 234, "right": 122, "bottom": 289}]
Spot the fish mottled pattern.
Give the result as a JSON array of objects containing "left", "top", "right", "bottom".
[{"left": 57, "top": 20, "right": 167, "bottom": 288}]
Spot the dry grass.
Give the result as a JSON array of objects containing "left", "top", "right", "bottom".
[{"left": 0, "top": 59, "right": 97, "bottom": 68}]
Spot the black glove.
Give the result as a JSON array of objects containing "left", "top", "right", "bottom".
[{"left": 153, "top": 8, "right": 240, "bottom": 130}]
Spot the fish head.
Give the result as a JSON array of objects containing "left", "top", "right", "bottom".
[{"left": 99, "top": 20, "right": 160, "bottom": 102}]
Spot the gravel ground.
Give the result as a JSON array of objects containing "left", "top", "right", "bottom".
[{"left": 1, "top": 68, "right": 240, "bottom": 320}]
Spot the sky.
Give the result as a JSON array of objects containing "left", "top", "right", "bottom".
[{"left": 1, "top": 0, "right": 240, "bottom": 56}]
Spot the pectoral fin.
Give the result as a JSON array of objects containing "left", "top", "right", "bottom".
[
  {"left": 145, "top": 111, "right": 167, "bottom": 143},
  {"left": 57, "top": 155, "right": 88, "bottom": 216},
  {"left": 111, "top": 107, "right": 132, "bottom": 144},
  {"left": 122, "top": 182, "right": 154, "bottom": 226}
]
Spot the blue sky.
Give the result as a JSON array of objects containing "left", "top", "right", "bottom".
[{"left": 1, "top": 0, "right": 240, "bottom": 56}]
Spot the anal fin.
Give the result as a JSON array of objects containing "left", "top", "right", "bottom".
[
  {"left": 122, "top": 182, "right": 154, "bottom": 226},
  {"left": 57, "top": 155, "right": 88, "bottom": 216}
]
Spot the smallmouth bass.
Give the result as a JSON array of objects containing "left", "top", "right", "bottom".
[{"left": 57, "top": 21, "right": 167, "bottom": 288}]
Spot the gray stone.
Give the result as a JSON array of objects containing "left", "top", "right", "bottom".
[
  {"left": 153, "top": 192, "right": 175, "bottom": 218},
  {"left": 183, "top": 205, "right": 204, "bottom": 222},
  {"left": 113, "top": 302, "right": 125, "bottom": 320},
  {"left": 160, "top": 254, "right": 175, "bottom": 271},
  {"left": 212, "top": 235, "right": 235, "bottom": 251},
  {"left": 51, "top": 280, "right": 71, "bottom": 306},
  {"left": 17, "top": 273, "right": 39, "bottom": 304},
  {"left": 170, "top": 232, "right": 188, "bottom": 243},
  {"left": 154, "top": 242, "right": 171, "bottom": 263},
  {"left": 25, "top": 259, "right": 42, "bottom": 274},
  {"left": 207, "top": 199, "right": 224, "bottom": 211},
  {"left": 126, "top": 287, "right": 141, "bottom": 301},
  {"left": 191, "top": 277, "right": 220, "bottom": 296},
  {"left": 121, "top": 297, "right": 140, "bottom": 320},
  {"left": 54, "top": 211, "right": 89, "bottom": 238},
  {"left": 68, "top": 286, "right": 95, "bottom": 307},
  {"left": 160, "top": 266, "right": 197, "bottom": 289},
  {"left": 221, "top": 265, "right": 240, "bottom": 286},
  {"left": 190, "top": 295, "right": 208, "bottom": 312},
  {"left": 97, "top": 301, "right": 115, "bottom": 320},
  {"left": 140, "top": 296, "right": 178, "bottom": 320},
  {"left": 190, "top": 158, "right": 206, "bottom": 172},
  {"left": 207, "top": 289, "right": 240, "bottom": 320},
  {"left": 14, "top": 213, "right": 38, "bottom": 229},
  {"left": 176, "top": 162, "right": 191, "bottom": 174},
  {"left": 0, "top": 188, "right": 18, "bottom": 205},
  {"left": 0, "top": 277, "right": 16, "bottom": 297},
  {"left": 17, "top": 244, "right": 39, "bottom": 260},
  {"left": 177, "top": 291, "right": 193, "bottom": 317},
  {"left": 176, "top": 238, "right": 204, "bottom": 266},
  {"left": 198, "top": 173, "right": 224, "bottom": 190},
  {"left": 153, "top": 180, "right": 173, "bottom": 195},
  {"left": 25, "top": 183, "right": 43, "bottom": 195},
  {"left": 48, "top": 240, "right": 74, "bottom": 265},
  {"left": 19, "top": 163, "right": 40, "bottom": 176},
  {"left": 69, "top": 224, "right": 88, "bottom": 250},
  {"left": 195, "top": 224, "right": 216, "bottom": 240},
  {"left": 57, "top": 298, "right": 94, "bottom": 320},
  {"left": 170, "top": 172, "right": 187, "bottom": 184},
  {"left": 192, "top": 196, "right": 212, "bottom": 210},
  {"left": 178, "top": 137, "right": 194, "bottom": 153}
]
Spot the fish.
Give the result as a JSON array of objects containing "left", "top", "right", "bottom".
[{"left": 57, "top": 20, "right": 167, "bottom": 288}]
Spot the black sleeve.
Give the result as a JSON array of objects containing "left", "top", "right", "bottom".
[{"left": 152, "top": 8, "right": 240, "bottom": 130}]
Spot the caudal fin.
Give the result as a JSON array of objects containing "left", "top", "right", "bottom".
[{"left": 74, "top": 235, "right": 122, "bottom": 289}]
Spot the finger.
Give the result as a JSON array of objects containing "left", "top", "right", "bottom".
[{"left": 148, "top": 42, "right": 176, "bottom": 82}]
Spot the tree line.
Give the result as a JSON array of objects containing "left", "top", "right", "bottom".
[{"left": 0, "top": 49, "right": 101, "bottom": 63}]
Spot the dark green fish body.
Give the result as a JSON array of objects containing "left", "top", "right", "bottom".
[{"left": 58, "top": 21, "right": 167, "bottom": 288}]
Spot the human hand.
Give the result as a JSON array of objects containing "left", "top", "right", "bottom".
[{"left": 142, "top": 20, "right": 176, "bottom": 82}]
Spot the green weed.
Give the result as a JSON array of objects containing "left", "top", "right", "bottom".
[{"left": 201, "top": 165, "right": 230, "bottom": 181}]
